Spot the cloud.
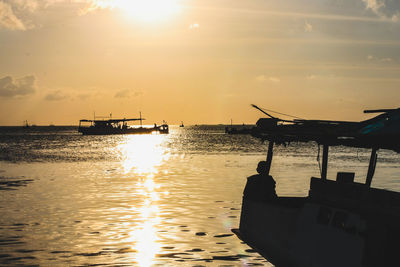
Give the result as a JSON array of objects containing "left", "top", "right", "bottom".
[
  {"left": 256, "top": 75, "right": 267, "bottom": 82},
  {"left": 392, "top": 12, "right": 399, "bottom": 22},
  {"left": 362, "top": 0, "right": 400, "bottom": 22},
  {"left": 381, "top": 57, "right": 392, "bottom": 62},
  {"left": 362, "top": 0, "right": 384, "bottom": 13},
  {"left": 367, "top": 54, "right": 393, "bottom": 62},
  {"left": 13, "top": 0, "right": 39, "bottom": 12},
  {"left": 44, "top": 90, "right": 68, "bottom": 101},
  {"left": 0, "top": 1, "right": 26, "bottom": 30},
  {"left": 256, "top": 75, "right": 280, "bottom": 83},
  {"left": 304, "top": 21, "right": 313, "bottom": 32},
  {"left": 114, "top": 89, "right": 142, "bottom": 98},
  {"left": 0, "top": 0, "right": 104, "bottom": 30},
  {"left": 306, "top": 75, "right": 317, "bottom": 80},
  {"left": 189, "top": 23, "right": 199, "bottom": 29},
  {"left": 77, "top": 93, "right": 91, "bottom": 100},
  {"left": 0, "top": 75, "right": 36, "bottom": 97},
  {"left": 269, "top": 77, "right": 281, "bottom": 83}
]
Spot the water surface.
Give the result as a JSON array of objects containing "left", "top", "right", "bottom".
[{"left": 0, "top": 126, "right": 399, "bottom": 266}]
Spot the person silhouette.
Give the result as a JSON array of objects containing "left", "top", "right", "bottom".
[{"left": 243, "top": 161, "right": 277, "bottom": 201}]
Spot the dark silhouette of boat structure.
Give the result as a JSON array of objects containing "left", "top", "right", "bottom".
[
  {"left": 225, "top": 119, "right": 254, "bottom": 134},
  {"left": 233, "top": 105, "right": 400, "bottom": 267},
  {"left": 225, "top": 125, "right": 254, "bottom": 135},
  {"left": 78, "top": 115, "right": 168, "bottom": 135}
]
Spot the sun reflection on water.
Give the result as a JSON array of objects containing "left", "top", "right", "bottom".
[
  {"left": 117, "top": 135, "right": 170, "bottom": 175},
  {"left": 116, "top": 135, "right": 170, "bottom": 266},
  {"left": 134, "top": 198, "right": 161, "bottom": 266},
  {"left": 121, "top": 176, "right": 164, "bottom": 266}
]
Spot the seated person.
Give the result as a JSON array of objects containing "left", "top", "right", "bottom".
[{"left": 243, "top": 161, "right": 277, "bottom": 201}]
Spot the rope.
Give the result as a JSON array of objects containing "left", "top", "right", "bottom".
[{"left": 255, "top": 105, "right": 304, "bottom": 120}]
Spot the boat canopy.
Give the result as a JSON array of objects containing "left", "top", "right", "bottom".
[
  {"left": 79, "top": 118, "right": 145, "bottom": 123},
  {"left": 252, "top": 107, "right": 400, "bottom": 153}
]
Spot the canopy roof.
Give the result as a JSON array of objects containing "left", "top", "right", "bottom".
[{"left": 79, "top": 118, "right": 144, "bottom": 123}]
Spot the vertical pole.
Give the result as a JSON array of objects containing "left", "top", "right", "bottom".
[
  {"left": 140, "top": 112, "right": 142, "bottom": 127},
  {"left": 321, "top": 144, "right": 329, "bottom": 180},
  {"left": 265, "top": 141, "right": 274, "bottom": 175},
  {"left": 366, "top": 148, "right": 378, "bottom": 187}
]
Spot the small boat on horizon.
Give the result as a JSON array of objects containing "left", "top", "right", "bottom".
[
  {"left": 180, "top": 121, "right": 184, "bottom": 127},
  {"left": 23, "top": 120, "right": 30, "bottom": 129},
  {"left": 233, "top": 105, "right": 400, "bottom": 267}
]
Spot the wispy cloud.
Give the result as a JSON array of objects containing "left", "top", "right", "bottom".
[
  {"left": 256, "top": 75, "right": 267, "bottom": 82},
  {"left": 256, "top": 75, "right": 281, "bottom": 83},
  {"left": 77, "top": 93, "right": 91, "bottom": 100},
  {"left": 0, "top": 75, "right": 36, "bottom": 97},
  {"left": 367, "top": 54, "right": 393, "bottom": 62},
  {"left": 189, "top": 23, "right": 199, "bottom": 30},
  {"left": 0, "top": 1, "right": 26, "bottom": 30},
  {"left": 269, "top": 77, "right": 281, "bottom": 83},
  {"left": 362, "top": 0, "right": 385, "bottom": 13},
  {"left": 196, "top": 5, "right": 396, "bottom": 23},
  {"left": 381, "top": 57, "right": 393, "bottom": 62},
  {"left": 304, "top": 21, "right": 313, "bottom": 32},
  {"left": 0, "top": 0, "right": 106, "bottom": 30},
  {"left": 362, "top": 0, "right": 400, "bottom": 22},
  {"left": 114, "top": 89, "right": 142, "bottom": 98},
  {"left": 44, "top": 90, "right": 69, "bottom": 101}
]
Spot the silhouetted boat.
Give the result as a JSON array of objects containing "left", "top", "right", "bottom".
[
  {"left": 225, "top": 119, "right": 254, "bottom": 134},
  {"left": 78, "top": 115, "right": 168, "bottom": 135},
  {"left": 225, "top": 125, "right": 254, "bottom": 135},
  {"left": 233, "top": 105, "right": 400, "bottom": 267},
  {"left": 23, "top": 120, "right": 30, "bottom": 129},
  {"left": 180, "top": 121, "right": 184, "bottom": 127}
]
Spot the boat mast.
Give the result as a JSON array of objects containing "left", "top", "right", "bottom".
[{"left": 140, "top": 112, "right": 143, "bottom": 127}]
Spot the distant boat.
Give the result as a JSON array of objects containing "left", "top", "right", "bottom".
[
  {"left": 225, "top": 125, "right": 254, "bottom": 135},
  {"left": 78, "top": 114, "right": 169, "bottom": 135},
  {"left": 180, "top": 121, "right": 184, "bottom": 127},
  {"left": 23, "top": 120, "right": 30, "bottom": 129},
  {"left": 225, "top": 119, "right": 253, "bottom": 134}
]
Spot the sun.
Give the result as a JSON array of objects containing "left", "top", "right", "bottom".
[{"left": 115, "top": 0, "right": 181, "bottom": 22}]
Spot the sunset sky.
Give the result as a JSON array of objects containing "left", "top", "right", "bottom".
[{"left": 0, "top": 0, "right": 399, "bottom": 125}]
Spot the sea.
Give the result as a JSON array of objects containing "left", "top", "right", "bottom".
[{"left": 0, "top": 125, "right": 399, "bottom": 266}]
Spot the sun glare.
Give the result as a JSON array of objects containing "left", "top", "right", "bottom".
[
  {"left": 117, "top": 135, "right": 170, "bottom": 175},
  {"left": 115, "top": 0, "right": 181, "bottom": 22}
]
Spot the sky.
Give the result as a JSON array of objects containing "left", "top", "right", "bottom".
[{"left": 0, "top": 0, "right": 399, "bottom": 125}]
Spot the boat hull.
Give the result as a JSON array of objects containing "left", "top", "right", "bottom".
[
  {"left": 236, "top": 177, "right": 400, "bottom": 267},
  {"left": 78, "top": 126, "right": 168, "bottom": 135}
]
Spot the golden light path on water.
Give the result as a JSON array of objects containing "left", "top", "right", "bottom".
[
  {"left": 116, "top": 134, "right": 170, "bottom": 266},
  {"left": 117, "top": 134, "right": 170, "bottom": 175}
]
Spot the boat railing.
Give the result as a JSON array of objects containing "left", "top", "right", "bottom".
[{"left": 309, "top": 176, "right": 400, "bottom": 212}]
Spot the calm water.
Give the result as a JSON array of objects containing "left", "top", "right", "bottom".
[{"left": 0, "top": 126, "right": 399, "bottom": 266}]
